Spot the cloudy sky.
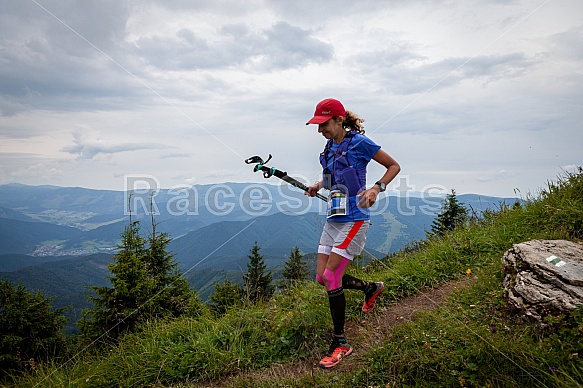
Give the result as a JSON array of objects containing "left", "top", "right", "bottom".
[{"left": 0, "top": 0, "right": 581, "bottom": 197}]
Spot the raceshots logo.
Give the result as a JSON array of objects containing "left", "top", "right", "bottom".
[{"left": 124, "top": 174, "right": 447, "bottom": 218}]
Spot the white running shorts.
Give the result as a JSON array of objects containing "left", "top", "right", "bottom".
[{"left": 318, "top": 220, "right": 370, "bottom": 260}]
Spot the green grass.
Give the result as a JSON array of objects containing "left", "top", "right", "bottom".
[{"left": 8, "top": 168, "right": 583, "bottom": 387}]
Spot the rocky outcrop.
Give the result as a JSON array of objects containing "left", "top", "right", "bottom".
[{"left": 502, "top": 240, "right": 583, "bottom": 322}]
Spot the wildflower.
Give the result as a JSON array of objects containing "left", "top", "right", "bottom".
[
  {"left": 491, "top": 326, "right": 497, "bottom": 333},
  {"left": 466, "top": 268, "right": 471, "bottom": 275}
]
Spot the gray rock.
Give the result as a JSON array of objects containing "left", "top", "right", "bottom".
[{"left": 502, "top": 239, "right": 583, "bottom": 322}]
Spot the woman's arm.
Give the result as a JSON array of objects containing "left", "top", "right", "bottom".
[{"left": 357, "top": 149, "right": 401, "bottom": 208}]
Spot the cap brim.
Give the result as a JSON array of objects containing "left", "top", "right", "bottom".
[{"left": 305, "top": 115, "right": 332, "bottom": 125}]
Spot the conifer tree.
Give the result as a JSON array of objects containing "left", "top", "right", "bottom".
[
  {"left": 280, "top": 246, "right": 309, "bottom": 289},
  {"left": 79, "top": 221, "right": 152, "bottom": 340},
  {"left": 428, "top": 189, "right": 468, "bottom": 237},
  {"left": 242, "top": 242, "right": 274, "bottom": 303},
  {"left": 209, "top": 277, "right": 243, "bottom": 315},
  {"left": 0, "top": 280, "right": 68, "bottom": 373},
  {"left": 79, "top": 220, "right": 201, "bottom": 342},
  {"left": 145, "top": 219, "right": 202, "bottom": 318}
]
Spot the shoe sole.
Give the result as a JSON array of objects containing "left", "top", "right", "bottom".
[
  {"left": 318, "top": 348, "right": 353, "bottom": 369},
  {"left": 362, "top": 282, "right": 385, "bottom": 313}
]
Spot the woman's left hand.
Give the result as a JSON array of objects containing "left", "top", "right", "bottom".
[{"left": 356, "top": 187, "right": 379, "bottom": 208}]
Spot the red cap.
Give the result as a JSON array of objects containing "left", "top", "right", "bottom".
[{"left": 306, "top": 98, "right": 346, "bottom": 125}]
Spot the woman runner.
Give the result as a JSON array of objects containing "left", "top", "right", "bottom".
[{"left": 305, "top": 98, "right": 401, "bottom": 368}]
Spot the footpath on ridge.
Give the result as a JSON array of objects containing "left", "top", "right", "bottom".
[{"left": 193, "top": 276, "right": 474, "bottom": 387}]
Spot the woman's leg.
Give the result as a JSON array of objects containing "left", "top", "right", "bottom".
[
  {"left": 322, "top": 252, "right": 350, "bottom": 337},
  {"left": 316, "top": 221, "right": 361, "bottom": 368},
  {"left": 318, "top": 251, "right": 354, "bottom": 368},
  {"left": 342, "top": 273, "right": 385, "bottom": 312},
  {"left": 342, "top": 273, "right": 369, "bottom": 291}
]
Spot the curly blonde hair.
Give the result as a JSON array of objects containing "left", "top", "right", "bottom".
[{"left": 342, "top": 110, "right": 365, "bottom": 134}]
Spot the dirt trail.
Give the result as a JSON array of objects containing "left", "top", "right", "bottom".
[{"left": 194, "top": 277, "right": 472, "bottom": 387}]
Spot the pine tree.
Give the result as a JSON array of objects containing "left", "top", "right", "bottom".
[
  {"left": 79, "top": 221, "right": 152, "bottom": 341},
  {"left": 0, "top": 280, "right": 68, "bottom": 373},
  {"left": 280, "top": 246, "right": 309, "bottom": 290},
  {"left": 145, "top": 221, "right": 202, "bottom": 318},
  {"left": 428, "top": 189, "right": 468, "bottom": 237},
  {"left": 242, "top": 242, "right": 274, "bottom": 303},
  {"left": 79, "top": 220, "right": 201, "bottom": 342},
  {"left": 209, "top": 277, "right": 243, "bottom": 315}
]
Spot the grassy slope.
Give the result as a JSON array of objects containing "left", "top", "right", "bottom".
[{"left": 10, "top": 169, "right": 583, "bottom": 387}]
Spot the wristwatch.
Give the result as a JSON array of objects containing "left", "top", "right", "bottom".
[{"left": 374, "top": 181, "right": 386, "bottom": 192}]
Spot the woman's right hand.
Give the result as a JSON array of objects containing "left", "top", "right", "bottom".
[{"left": 305, "top": 182, "right": 322, "bottom": 197}]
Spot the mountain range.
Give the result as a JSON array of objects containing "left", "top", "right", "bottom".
[{"left": 0, "top": 183, "right": 519, "bottom": 333}]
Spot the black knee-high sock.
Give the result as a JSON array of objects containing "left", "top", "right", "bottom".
[
  {"left": 328, "top": 287, "right": 346, "bottom": 336},
  {"left": 342, "top": 274, "right": 368, "bottom": 292}
]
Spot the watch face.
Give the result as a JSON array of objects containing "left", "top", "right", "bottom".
[{"left": 376, "top": 181, "right": 386, "bottom": 191}]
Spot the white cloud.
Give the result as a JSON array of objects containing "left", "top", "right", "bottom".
[{"left": 61, "top": 128, "right": 173, "bottom": 159}]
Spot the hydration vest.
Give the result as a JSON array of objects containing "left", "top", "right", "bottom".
[{"left": 319, "top": 132, "right": 367, "bottom": 196}]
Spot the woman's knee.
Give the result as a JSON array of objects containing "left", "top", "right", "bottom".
[{"left": 323, "top": 267, "right": 343, "bottom": 290}]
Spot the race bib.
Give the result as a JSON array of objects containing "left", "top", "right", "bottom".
[{"left": 327, "top": 190, "right": 348, "bottom": 217}]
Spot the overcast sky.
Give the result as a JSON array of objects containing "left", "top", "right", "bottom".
[{"left": 0, "top": 0, "right": 581, "bottom": 197}]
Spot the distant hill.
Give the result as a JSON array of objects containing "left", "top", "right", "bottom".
[
  {"left": 0, "top": 182, "right": 290, "bottom": 230},
  {"left": 0, "top": 253, "right": 76, "bottom": 272},
  {"left": 0, "top": 253, "right": 113, "bottom": 334},
  {"left": 0, "top": 206, "right": 36, "bottom": 222},
  {"left": 0, "top": 218, "right": 83, "bottom": 255},
  {"left": 169, "top": 212, "right": 324, "bottom": 270},
  {"left": 0, "top": 183, "right": 124, "bottom": 219}
]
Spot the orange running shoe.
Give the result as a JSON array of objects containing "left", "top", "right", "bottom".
[
  {"left": 362, "top": 281, "right": 385, "bottom": 313},
  {"left": 319, "top": 338, "right": 353, "bottom": 369}
]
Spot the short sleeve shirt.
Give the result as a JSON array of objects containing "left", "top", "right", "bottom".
[{"left": 325, "top": 133, "right": 381, "bottom": 222}]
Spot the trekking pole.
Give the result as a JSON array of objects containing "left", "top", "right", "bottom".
[{"left": 245, "top": 154, "right": 328, "bottom": 202}]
